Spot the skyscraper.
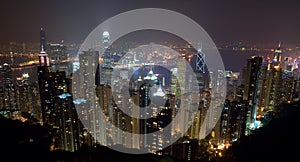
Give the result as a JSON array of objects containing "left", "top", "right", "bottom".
[
  {"left": 37, "top": 48, "right": 56, "bottom": 124},
  {"left": 196, "top": 43, "right": 206, "bottom": 74},
  {"left": 102, "top": 31, "right": 111, "bottom": 68},
  {"left": 37, "top": 29, "right": 82, "bottom": 152},
  {"left": 73, "top": 49, "right": 107, "bottom": 146},
  {"left": 242, "top": 56, "right": 262, "bottom": 135},
  {"left": 264, "top": 63, "right": 284, "bottom": 112},
  {"left": 100, "top": 31, "right": 113, "bottom": 85}
]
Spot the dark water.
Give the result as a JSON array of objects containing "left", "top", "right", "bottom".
[{"left": 0, "top": 55, "right": 38, "bottom": 84}]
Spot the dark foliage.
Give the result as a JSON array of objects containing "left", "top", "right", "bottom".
[
  {"left": 0, "top": 115, "right": 174, "bottom": 162},
  {"left": 220, "top": 101, "right": 300, "bottom": 162},
  {"left": 0, "top": 115, "right": 53, "bottom": 162}
]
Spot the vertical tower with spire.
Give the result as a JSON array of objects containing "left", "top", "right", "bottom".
[
  {"left": 37, "top": 28, "right": 54, "bottom": 125},
  {"left": 40, "top": 27, "right": 47, "bottom": 52},
  {"left": 100, "top": 31, "right": 113, "bottom": 85},
  {"left": 37, "top": 28, "right": 82, "bottom": 151},
  {"left": 196, "top": 42, "right": 206, "bottom": 73},
  {"left": 102, "top": 31, "right": 111, "bottom": 68},
  {"left": 37, "top": 27, "right": 53, "bottom": 124}
]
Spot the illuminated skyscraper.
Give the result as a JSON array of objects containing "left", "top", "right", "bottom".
[
  {"left": 74, "top": 49, "right": 107, "bottom": 146},
  {"left": 37, "top": 30, "right": 81, "bottom": 151},
  {"left": 38, "top": 51, "right": 82, "bottom": 151},
  {"left": 102, "top": 31, "right": 111, "bottom": 68},
  {"left": 100, "top": 31, "right": 113, "bottom": 85},
  {"left": 54, "top": 71, "right": 81, "bottom": 152},
  {"left": 256, "top": 59, "right": 269, "bottom": 120},
  {"left": 196, "top": 43, "right": 206, "bottom": 73},
  {"left": 242, "top": 56, "right": 262, "bottom": 134},
  {"left": 37, "top": 45, "right": 53, "bottom": 123},
  {"left": 264, "top": 66, "right": 283, "bottom": 112},
  {"left": 219, "top": 100, "right": 246, "bottom": 147},
  {"left": 37, "top": 47, "right": 56, "bottom": 125}
]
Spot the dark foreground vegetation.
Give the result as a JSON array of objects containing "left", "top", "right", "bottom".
[
  {"left": 1, "top": 101, "right": 299, "bottom": 162},
  {"left": 220, "top": 101, "right": 300, "bottom": 162}
]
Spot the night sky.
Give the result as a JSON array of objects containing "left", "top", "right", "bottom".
[{"left": 1, "top": 0, "right": 300, "bottom": 46}]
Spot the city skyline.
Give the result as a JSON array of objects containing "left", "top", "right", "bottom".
[
  {"left": 1, "top": 1, "right": 300, "bottom": 161},
  {"left": 1, "top": 26, "right": 299, "bottom": 161}
]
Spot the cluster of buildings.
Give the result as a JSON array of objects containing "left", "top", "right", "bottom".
[
  {"left": 0, "top": 62, "right": 41, "bottom": 121},
  {"left": 1, "top": 27, "right": 300, "bottom": 161},
  {"left": 218, "top": 43, "right": 300, "bottom": 149},
  {"left": 71, "top": 30, "right": 226, "bottom": 161}
]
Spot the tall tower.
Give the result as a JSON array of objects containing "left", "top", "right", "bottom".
[
  {"left": 196, "top": 43, "right": 206, "bottom": 73},
  {"left": 38, "top": 42, "right": 82, "bottom": 152},
  {"left": 102, "top": 31, "right": 111, "bottom": 68},
  {"left": 37, "top": 48, "right": 54, "bottom": 125},
  {"left": 37, "top": 29, "right": 82, "bottom": 151},
  {"left": 195, "top": 42, "right": 208, "bottom": 90},
  {"left": 40, "top": 27, "right": 47, "bottom": 51},
  {"left": 75, "top": 50, "right": 107, "bottom": 146},
  {"left": 243, "top": 56, "right": 262, "bottom": 135},
  {"left": 100, "top": 31, "right": 113, "bottom": 85}
]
